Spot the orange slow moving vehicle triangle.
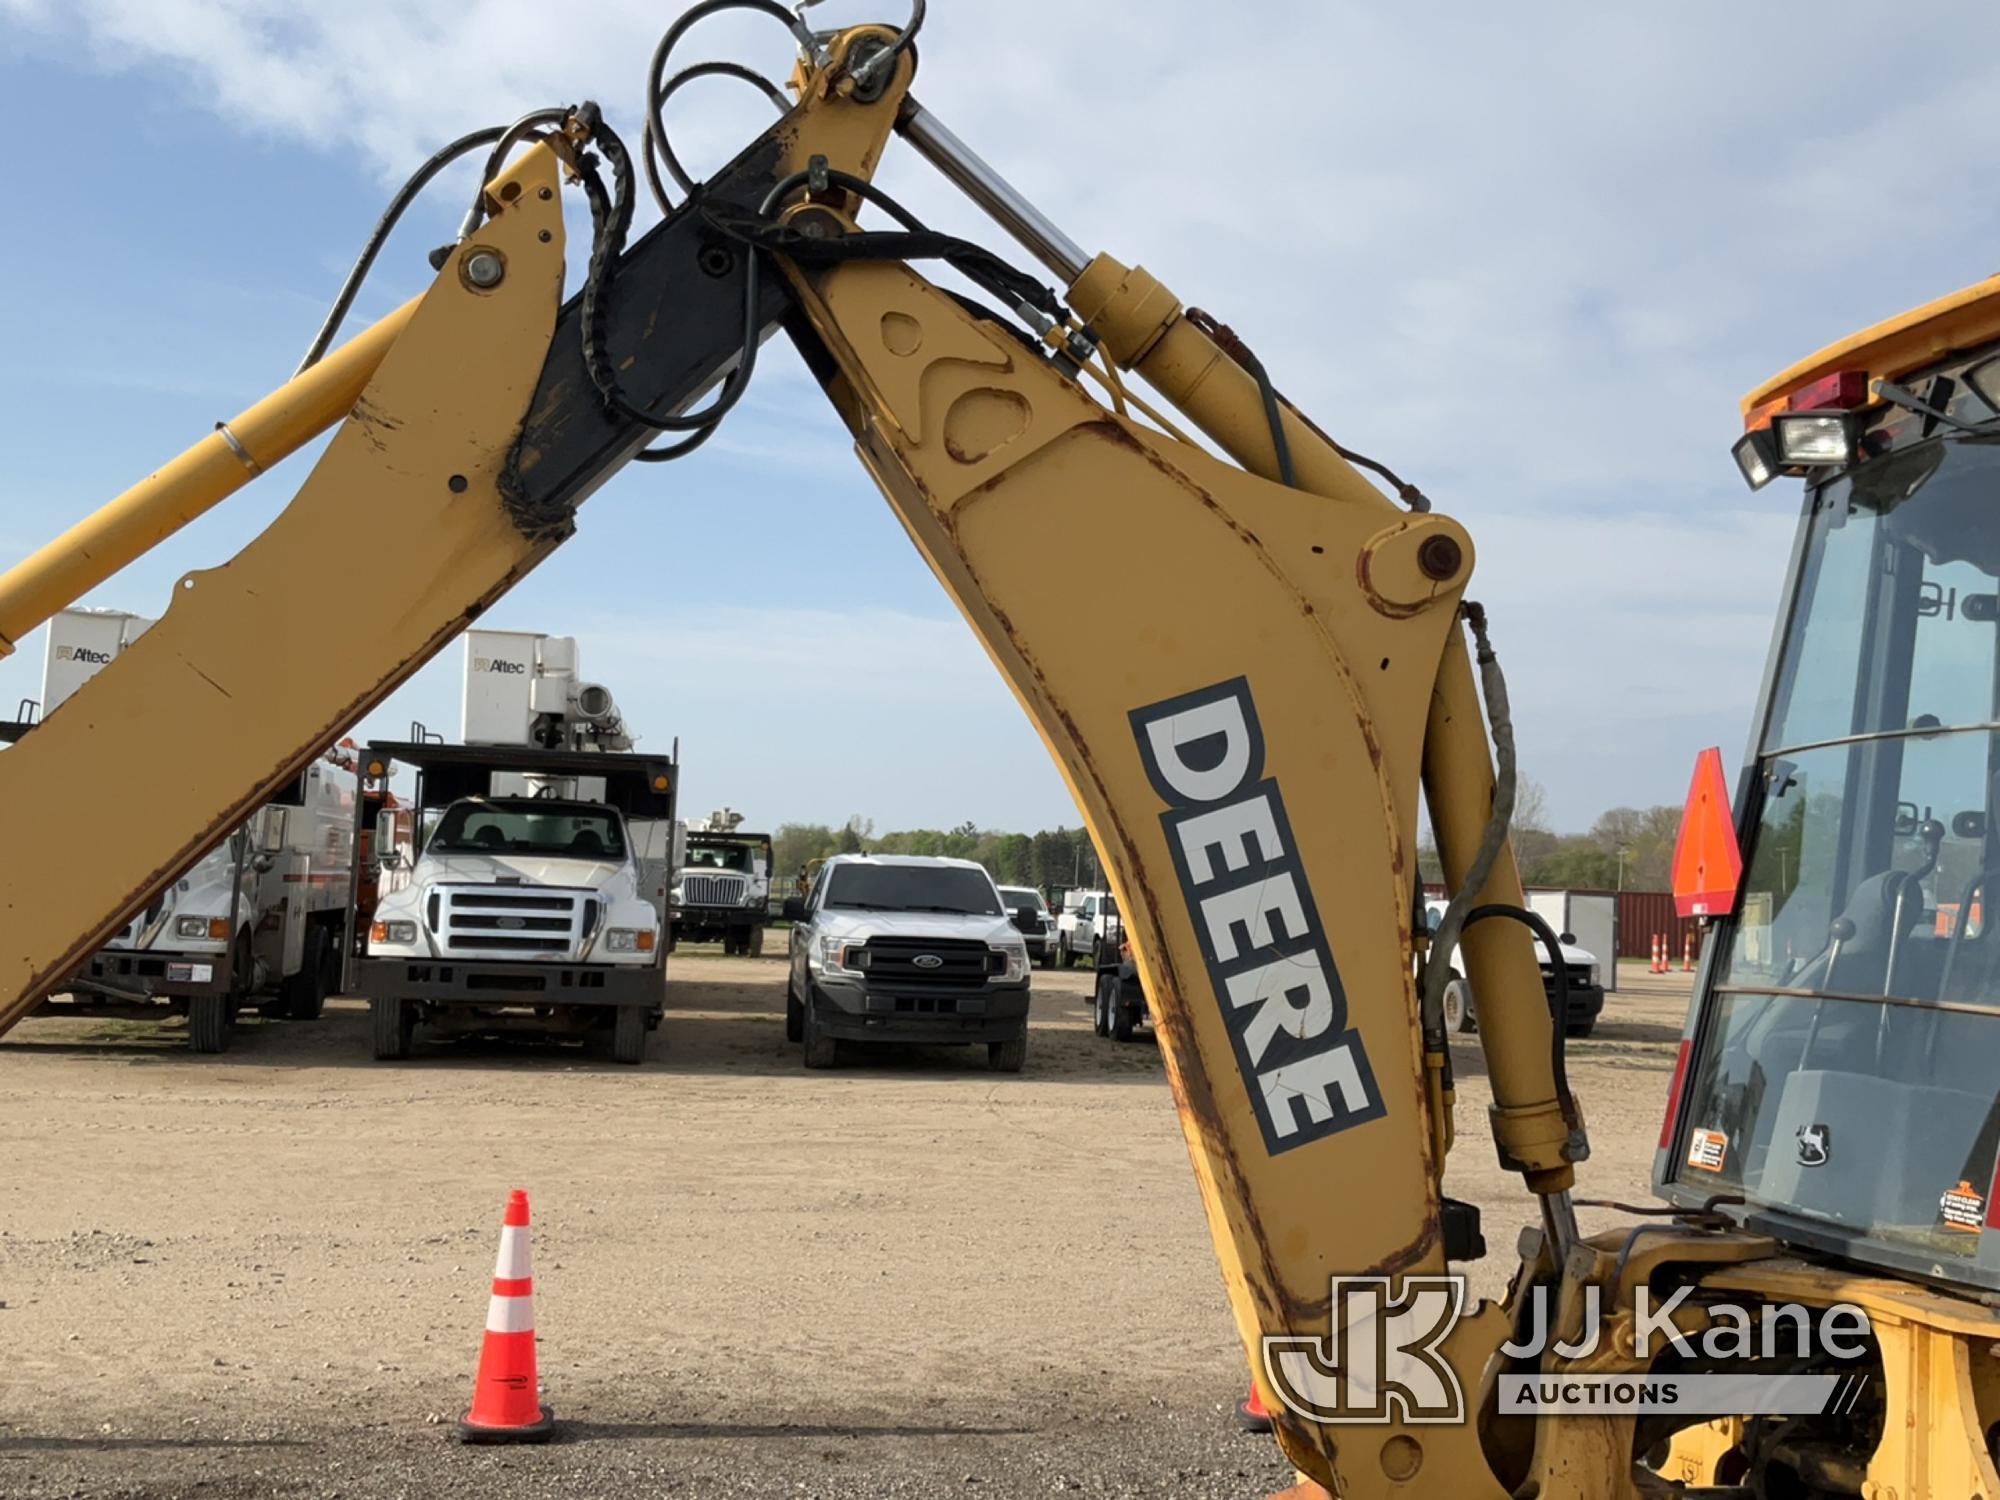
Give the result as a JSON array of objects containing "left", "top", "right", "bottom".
[{"left": 1672, "top": 747, "right": 1743, "bottom": 919}]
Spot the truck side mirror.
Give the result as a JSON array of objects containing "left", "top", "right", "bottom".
[
  {"left": 252, "top": 852, "right": 277, "bottom": 875},
  {"left": 1560, "top": 931, "right": 1576, "bottom": 946},
  {"left": 380, "top": 850, "right": 406, "bottom": 872},
  {"left": 782, "top": 896, "right": 806, "bottom": 922}
]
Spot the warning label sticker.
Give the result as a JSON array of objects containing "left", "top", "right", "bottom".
[
  {"left": 1687, "top": 1127, "right": 1728, "bottom": 1173},
  {"left": 1940, "top": 1180, "right": 1987, "bottom": 1234}
]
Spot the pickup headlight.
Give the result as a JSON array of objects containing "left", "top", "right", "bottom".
[
  {"left": 992, "top": 941, "right": 1029, "bottom": 981},
  {"left": 1587, "top": 963, "right": 1600, "bottom": 988},
  {"left": 175, "top": 916, "right": 230, "bottom": 939},
  {"left": 371, "top": 920, "right": 417, "bottom": 945},
  {"left": 816, "top": 934, "right": 868, "bottom": 973},
  {"left": 606, "top": 928, "right": 657, "bottom": 953}
]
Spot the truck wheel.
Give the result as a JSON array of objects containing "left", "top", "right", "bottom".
[
  {"left": 612, "top": 1005, "right": 647, "bottom": 1065},
  {"left": 988, "top": 1029, "right": 1027, "bottom": 1073},
  {"left": 1112, "top": 999, "right": 1138, "bottom": 1043},
  {"left": 785, "top": 976, "right": 805, "bottom": 1043},
  {"left": 188, "top": 994, "right": 231, "bottom": 1054},
  {"left": 1055, "top": 935, "right": 1071, "bottom": 969},
  {"left": 1092, "top": 971, "right": 1115, "bottom": 1037},
  {"left": 370, "top": 996, "right": 416, "bottom": 1060},
  {"left": 749, "top": 926, "right": 766, "bottom": 957},
  {"left": 279, "top": 927, "right": 331, "bottom": 1021},
  {"left": 1443, "top": 979, "right": 1476, "bottom": 1034},
  {"left": 1565, "top": 1020, "right": 1596, "bottom": 1039},
  {"left": 801, "top": 995, "right": 838, "bottom": 1069}
]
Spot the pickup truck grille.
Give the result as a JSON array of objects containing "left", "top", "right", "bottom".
[
  {"left": 858, "top": 935, "right": 1001, "bottom": 990},
  {"left": 1008, "top": 909, "right": 1046, "bottom": 937},
  {"left": 431, "top": 887, "right": 600, "bottom": 956},
  {"left": 1539, "top": 963, "right": 1594, "bottom": 990},
  {"left": 681, "top": 873, "right": 750, "bottom": 908}
]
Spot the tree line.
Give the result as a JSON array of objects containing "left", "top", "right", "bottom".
[
  {"left": 773, "top": 818, "right": 1109, "bottom": 893},
  {"left": 777, "top": 778, "right": 1685, "bottom": 895}
]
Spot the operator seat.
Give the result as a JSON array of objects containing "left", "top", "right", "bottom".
[
  {"left": 568, "top": 828, "right": 606, "bottom": 857},
  {"left": 473, "top": 825, "right": 506, "bottom": 849}
]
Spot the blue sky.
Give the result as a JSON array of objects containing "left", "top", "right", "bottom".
[{"left": 4, "top": 2, "right": 1999, "bottom": 835}]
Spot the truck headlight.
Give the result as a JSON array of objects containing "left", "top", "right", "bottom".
[
  {"left": 606, "top": 928, "right": 657, "bottom": 953},
  {"left": 817, "top": 935, "right": 867, "bottom": 973},
  {"left": 992, "top": 941, "right": 1029, "bottom": 981},
  {"left": 175, "top": 916, "right": 208, "bottom": 939},
  {"left": 1587, "top": 964, "right": 1600, "bottom": 988},
  {"left": 370, "top": 920, "right": 417, "bottom": 945}
]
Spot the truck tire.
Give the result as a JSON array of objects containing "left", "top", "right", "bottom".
[
  {"left": 785, "top": 976, "right": 805, "bottom": 1043},
  {"left": 278, "top": 926, "right": 331, "bottom": 1021},
  {"left": 371, "top": 996, "right": 416, "bottom": 1060},
  {"left": 1055, "top": 934, "right": 1072, "bottom": 969},
  {"left": 1566, "top": 1019, "right": 1596, "bottom": 1039},
  {"left": 188, "top": 994, "right": 231, "bottom": 1054},
  {"left": 612, "top": 1005, "right": 647, "bottom": 1065},
  {"left": 1092, "top": 971, "right": 1115, "bottom": 1038},
  {"left": 750, "top": 925, "right": 766, "bottom": 957},
  {"left": 1112, "top": 998, "right": 1138, "bottom": 1043},
  {"left": 1443, "top": 978, "right": 1476, "bottom": 1034},
  {"left": 801, "top": 994, "right": 838, "bottom": 1069},
  {"left": 988, "top": 1029, "right": 1027, "bottom": 1073}
]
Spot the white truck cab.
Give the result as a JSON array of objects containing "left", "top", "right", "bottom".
[
  {"left": 1055, "top": 888, "right": 1123, "bottom": 968},
  {"left": 348, "top": 738, "right": 678, "bottom": 1064}
]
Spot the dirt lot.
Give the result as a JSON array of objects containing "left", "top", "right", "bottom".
[{"left": 0, "top": 956, "right": 1691, "bottom": 1498}]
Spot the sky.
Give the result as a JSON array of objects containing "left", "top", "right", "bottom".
[{"left": 3, "top": 2, "right": 1997, "bottom": 835}]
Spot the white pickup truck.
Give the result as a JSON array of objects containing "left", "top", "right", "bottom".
[{"left": 1055, "top": 888, "right": 1123, "bottom": 968}]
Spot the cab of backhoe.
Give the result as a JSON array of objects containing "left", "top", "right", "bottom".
[{"left": 1659, "top": 280, "right": 2000, "bottom": 1291}]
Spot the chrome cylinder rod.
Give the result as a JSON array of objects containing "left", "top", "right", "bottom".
[{"left": 897, "top": 99, "right": 1089, "bottom": 285}]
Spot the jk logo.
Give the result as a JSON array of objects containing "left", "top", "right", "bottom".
[{"left": 1261, "top": 1277, "right": 1467, "bottom": 1425}]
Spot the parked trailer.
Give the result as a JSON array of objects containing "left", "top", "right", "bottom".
[{"left": 26, "top": 609, "right": 352, "bottom": 1051}]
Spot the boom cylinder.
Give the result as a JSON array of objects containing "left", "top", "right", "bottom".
[{"left": 0, "top": 298, "right": 417, "bottom": 656}]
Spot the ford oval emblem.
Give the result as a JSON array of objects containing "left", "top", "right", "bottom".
[{"left": 913, "top": 953, "right": 944, "bottom": 969}]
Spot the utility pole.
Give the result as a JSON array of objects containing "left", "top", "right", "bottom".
[{"left": 1617, "top": 845, "right": 1630, "bottom": 892}]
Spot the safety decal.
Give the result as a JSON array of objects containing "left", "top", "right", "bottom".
[
  {"left": 1686, "top": 1127, "right": 1728, "bottom": 1173},
  {"left": 1940, "top": 1180, "right": 1986, "bottom": 1234}
]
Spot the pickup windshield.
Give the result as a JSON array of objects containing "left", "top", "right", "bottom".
[
  {"left": 997, "top": 887, "right": 1047, "bottom": 915},
  {"left": 1680, "top": 433, "right": 2000, "bottom": 1274},
  {"left": 429, "top": 800, "right": 627, "bottom": 860},
  {"left": 824, "top": 865, "right": 1001, "bottom": 916}
]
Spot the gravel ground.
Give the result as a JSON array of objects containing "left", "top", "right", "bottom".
[{"left": 0, "top": 955, "right": 1690, "bottom": 1497}]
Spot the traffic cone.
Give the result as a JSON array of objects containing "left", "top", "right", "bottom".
[
  {"left": 459, "top": 1189, "right": 555, "bottom": 1443},
  {"left": 1235, "top": 1381, "right": 1274, "bottom": 1434},
  {"left": 1682, "top": 933, "right": 1696, "bottom": 973}
]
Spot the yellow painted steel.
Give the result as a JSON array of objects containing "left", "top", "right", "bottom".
[
  {"left": 1071, "top": 252, "right": 1573, "bottom": 1191},
  {"left": 781, "top": 254, "right": 1520, "bottom": 1497},
  {"left": 0, "top": 297, "right": 417, "bottom": 656},
  {"left": 1741, "top": 270, "right": 2000, "bottom": 416}
]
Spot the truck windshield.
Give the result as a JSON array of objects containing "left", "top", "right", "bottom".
[
  {"left": 824, "top": 865, "right": 1002, "bottom": 916},
  {"left": 1680, "top": 434, "right": 2000, "bottom": 1272},
  {"left": 687, "top": 843, "right": 758, "bottom": 873},
  {"left": 429, "top": 800, "right": 627, "bottom": 860},
  {"left": 998, "top": 888, "right": 1047, "bottom": 914}
]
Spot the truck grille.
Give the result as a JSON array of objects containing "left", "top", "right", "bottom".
[
  {"left": 1008, "top": 909, "right": 1046, "bottom": 937},
  {"left": 1539, "top": 963, "right": 1594, "bottom": 990},
  {"left": 431, "top": 887, "right": 599, "bottom": 956},
  {"left": 682, "top": 873, "right": 750, "bottom": 908},
  {"left": 857, "top": 935, "right": 1000, "bottom": 990}
]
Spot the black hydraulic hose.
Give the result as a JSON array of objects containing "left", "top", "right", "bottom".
[
  {"left": 644, "top": 0, "right": 809, "bottom": 214},
  {"left": 645, "top": 59, "right": 790, "bottom": 207},
  {"left": 1462, "top": 903, "right": 1582, "bottom": 1138},
  {"left": 294, "top": 125, "right": 508, "bottom": 374}
]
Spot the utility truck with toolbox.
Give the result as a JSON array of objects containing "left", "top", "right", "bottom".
[
  {"left": 27, "top": 608, "right": 352, "bottom": 1051},
  {"left": 669, "top": 809, "right": 773, "bottom": 955},
  {"left": 1055, "top": 887, "right": 1122, "bottom": 967},
  {"left": 346, "top": 631, "right": 676, "bottom": 1063},
  {"left": 348, "top": 740, "right": 676, "bottom": 1063}
]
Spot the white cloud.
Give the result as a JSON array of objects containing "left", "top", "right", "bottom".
[{"left": 7, "top": 1, "right": 1998, "bottom": 828}]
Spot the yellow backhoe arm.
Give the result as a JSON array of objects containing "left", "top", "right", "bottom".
[{"left": 0, "top": 22, "right": 1607, "bottom": 1497}]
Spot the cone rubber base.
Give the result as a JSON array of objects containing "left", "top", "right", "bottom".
[
  {"left": 1234, "top": 1397, "right": 1273, "bottom": 1434},
  {"left": 458, "top": 1405, "right": 555, "bottom": 1444}
]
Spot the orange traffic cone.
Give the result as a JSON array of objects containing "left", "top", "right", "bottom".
[
  {"left": 1235, "top": 1381, "right": 1274, "bottom": 1433},
  {"left": 1682, "top": 933, "right": 1696, "bottom": 973},
  {"left": 459, "top": 1189, "right": 555, "bottom": 1443}
]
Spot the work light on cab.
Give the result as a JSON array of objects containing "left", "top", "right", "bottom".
[
  {"left": 1772, "top": 411, "right": 1856, "bottom": 468},
  {"left": 1731, "top": 428, "right": 1778, "bottom": 490}
]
